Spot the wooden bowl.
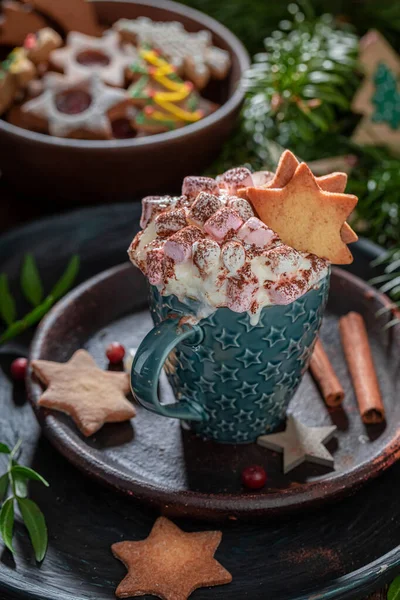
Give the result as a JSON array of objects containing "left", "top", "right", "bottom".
[{"left": 0, "top": 0, "right": 249, "bottom": 204}]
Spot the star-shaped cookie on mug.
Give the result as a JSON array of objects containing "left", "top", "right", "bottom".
[
  {"left": 260, "top": 150, "right": 357, "bottom": 244},
  {"left": 241, "top": 156, "right": 358, "bottom": 264},
  {"left": 31, "top": 349, "right": 135, "bottom": 436}
]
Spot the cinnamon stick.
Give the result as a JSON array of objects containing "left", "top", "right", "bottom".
[
  {"left": 339, "top": 311, "right": 385, "bottom": 424},
  {"left": 309, "top": 338, "right": 345, "bottom": 407}
]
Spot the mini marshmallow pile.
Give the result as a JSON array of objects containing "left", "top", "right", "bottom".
[{"left": 129, "top": 167, "right": 329, "bottom": 323}]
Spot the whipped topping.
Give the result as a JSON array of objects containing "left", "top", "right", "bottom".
[{"left": 128, "top": 167, "right": 329, "bottom": 324}]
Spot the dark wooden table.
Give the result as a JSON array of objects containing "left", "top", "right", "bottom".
[{"left": 0, "top": 182, "right": 392, "bottom": 600}]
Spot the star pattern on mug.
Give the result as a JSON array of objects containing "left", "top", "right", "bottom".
[
  {"left": 249, "top": 417, "right": 270, "bottom": 431},
  {"left": 285, "top": 299, "right": 307, "bottom": 323},
  {"left": 234, "top": 430, "right": 251, "bottom": 443},
  {"left": 213, "top": 364, "right": 240, "bottom": 382},
  {"left": 281, "top": 337, "right": 303, "bottom": 360},
  {"left": 195, "top": 346, "right": 216, "bottom": 364},
  {"left": 217, "top": 420, "right": 235, "bottom": 433},
  {"left": 215, "top": 395, "right": 237, "bottom": 410},
  {"left": 236, "top": 381, "right": 259, "bottom": 396},
  {"left": 259, "top": 362, "right": 282, "bottom": 382},
  {"left": 201, "top": 312, "right": 219, "bottom": 329},
  {"left": 151, "top": 272, "right": 330, "bottom": 444},
  {"left": 176, "top": 351, "right": 197, "bottom": 373},
  {"left": 196, "top": 375, "right": 216, "bottom": 394},
  {"left": 204, "top": 406, "right": 218, "bottom": 421},
  {"left": 279, "top": 371, "right": 298, "bottom": 389},
  {"left": 254, "top": 393, "right": 275, "bottom": 409},
  {"left": 262, "top": 325, "right": 287, "bottom": 347},
  {"left": 215, "top": 328, "right": 241, "bottom": 350},
  {"left": 237, "top": 313, "right": 265, "bottom": 333},
  {"left": 236, "top": 349, "right": 263, "bottom": 368},
  {"left": 234, "top": 409, "right": 254, "bottom": 424}
]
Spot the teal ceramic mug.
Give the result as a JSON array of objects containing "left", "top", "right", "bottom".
[{"left": 131, "top": 272, "right": 330, "bottom": 443}]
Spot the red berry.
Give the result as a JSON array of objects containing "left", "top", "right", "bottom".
[
  {"left": 10, "top": 357, "right": 28, "bottom": 381},
  {"left": 241, "top": 465, "right": 267, "bottom": 490},
  {"left": 106, "top": 342, "right": 125, "bottom": 364}
]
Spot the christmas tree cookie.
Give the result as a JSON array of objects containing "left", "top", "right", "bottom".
[
  {"left": 128, "top": 47, "right": 217, "bottom": 134},
  {"left": 352, "top": 30, "right": 400, "bottom": 154}
]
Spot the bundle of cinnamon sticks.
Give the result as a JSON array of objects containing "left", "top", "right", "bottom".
[{"left": 309, "top": 311, "right": 385, "bottom": 424}]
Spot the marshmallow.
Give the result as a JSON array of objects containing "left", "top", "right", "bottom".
[
  {"left": 217, "top": 167, "right": 254, "bottom": 194},
  {"left": 204, "top": 207, "right": 243, "bottom": 242},
  {"left": 252, "top": 170, "right": 274, "bottom": 187},
  {"left": 164, "top": 226, "right": 204, "bottom": 263},
  {"left": 146, "top": 245, "right": 165, "bottom": 285},
  {"left": 155, "top": 208, "right": 188, "bottom": 237},
  {"left": 221, "top": 241, "right": 246, "bottom": 274},
  {"left": 265, "top": 245, "right": 302, "bottom": 276},
  {"left": 237, "top": 217, "right": 277, "bottom": 248},
  {"left": 182, "top": 176, "right": 219, "bottom": 198},
  {"left": 193, "top": 239, "right": 221, "bottom": 275},
  {"left": 227, "top": 197, "right": 255, "bottom": 221},
  {"left": 188, "top": 192, "right": 222, "bottom": 226},
  {"left": 141, "top": 196, "right": 175, "bottom": 228},
  {"left": 268, "top": 278, "right": 306, "bottom": 305},
  {"left": 227, "top": 277, "right": 257, "bottom": 312}
]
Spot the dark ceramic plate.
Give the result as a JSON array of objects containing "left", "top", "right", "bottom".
[
  {"left": 0, "top": 204, "right": 399, "bottom": 600},
  {"left": 27, "top": 263, "right": 400, "bottom": 520}
]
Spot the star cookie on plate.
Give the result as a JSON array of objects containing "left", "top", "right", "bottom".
[
  {"left": 241, "top": 157, "right": 358, "bottom": 264},
  {"left": 112, "top": 516, "right": 232, "bottom": 600},
  {"left": 31, "top": 349, "right": 135, "bottom": 436}
]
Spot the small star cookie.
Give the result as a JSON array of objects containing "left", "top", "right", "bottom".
[
  {"left": 112, "top": 517, "right": 232, "bottom": 600},
  {"left": 21, "top": 73, "right": 130, "bottom": 138},
  {"left": 242, "top": 158, "right": 358, "bottom": 264},
  {"left": 31, "top": 349, "right": 135, "bottom": 436},
  {"left": 50, "top": 30, "right": 137, "bottom": 88}
]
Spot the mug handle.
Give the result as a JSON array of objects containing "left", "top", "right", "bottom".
[{"left": 131, "top": 316, "right": 206, "bottom": 422}]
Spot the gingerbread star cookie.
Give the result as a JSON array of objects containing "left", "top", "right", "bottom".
[
  {"left": 21, "top": 73, "right": 130, "bottom": 139},
  {"left": 50, "top": 31, "right": 137, "bottom": 88},
  {"left": 112, "top": 517, "right": 232, "bottom": 600},
  {"left": 257, "top": 150, "right": 358, "bottom": 244},
  {"left": 31, "top": 349, "right": 135, "bottom": 436},
  {"left": 242, "top": 156, "right": 358, "bottom": 264}
]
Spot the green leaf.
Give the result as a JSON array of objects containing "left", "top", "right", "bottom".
[
  {"left": 11, "top": 466, "right": 49, "bottom": 488},
  {"left": 0, "top": 443, "right": 11, "bottom": 454},
  {"left": 13, "top": 474, "right": 27, "bottom": 499},
  {"left": 0, "top": 474, "right": 9, "bottom": 502},
  {"left": 0, "top": 274, "right": 17, "bottom": 326},
  {"left": 20, "top": 254, "right": 43, "bottom": 308},
  {"left": 0, "top": 497, "right": 14, "bottom": 554},
  {"left": 50, "top": 256, "right": 80, "bottom": 301},
  {"left": 17, "top": 498, "right": 47, "bottom": 562},
  {"left": 388, "top": 576, "right": 400, "bottom": 600}
]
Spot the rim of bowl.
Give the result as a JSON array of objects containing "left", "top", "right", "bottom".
[{"left": 0, "top": 0, "right": 250, "bottom": 150}]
